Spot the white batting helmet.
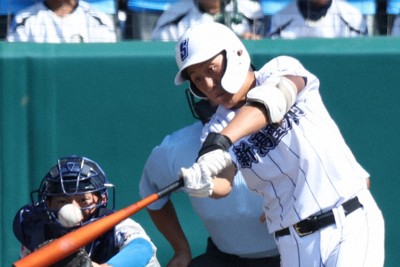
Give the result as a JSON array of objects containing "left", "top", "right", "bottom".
[{"left": 174, "top": 22, "right": 250, "bottom": 98}]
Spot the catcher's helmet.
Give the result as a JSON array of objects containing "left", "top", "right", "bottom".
[
  {"left": 174, "top": 22, "right": 250, "bottom": 98},
  {"left": 34, "top": 156, "right": 115, "bottom": 219},
  {"left": 38, "top": 156, "right": 110, "bottom": 199},
  {"left": 13, "top": 156, "right": 116, "bottom": 251}
]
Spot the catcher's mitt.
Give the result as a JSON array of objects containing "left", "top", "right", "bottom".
[{"left": 35, "top": 239, "right": 92, "bottom": 267}]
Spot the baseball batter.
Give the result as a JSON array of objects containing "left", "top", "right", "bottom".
[{"left": 176, "top": 22, "right": 385, "bottom": 266}]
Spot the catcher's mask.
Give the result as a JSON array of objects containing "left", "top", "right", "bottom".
[{"left": 32, "top": 156, "right": 115, "bottom": 226}]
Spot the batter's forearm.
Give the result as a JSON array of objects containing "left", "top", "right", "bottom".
[
  {"left": 221, "top": 104, "right": 268, "bottom": 143},
  {"left": 221, "top": 75, "right": 304, "bottom": 143}
]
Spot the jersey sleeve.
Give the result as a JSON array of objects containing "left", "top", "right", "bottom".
[
  {"left": 139, "top": 123, "right": 203, "bottom": 210},
  {"left": 257, "top": 56, "right": 309, "bottom": 81},
  {"left": 111, "top": 218, "right": 160, "bottom": 266},
  {"left": 139, "top": 144, "right": 174, "bottom": 210}
]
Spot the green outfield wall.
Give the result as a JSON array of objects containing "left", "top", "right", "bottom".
[{"left": 1, "top": 38, "right": 399, "bottom": 266}]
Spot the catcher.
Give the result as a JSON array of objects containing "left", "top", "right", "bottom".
[{"left": 13, "top": 155, "right": 160, "bottom": 267}]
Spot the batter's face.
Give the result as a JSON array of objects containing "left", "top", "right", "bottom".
[
  {"left": 47, "top": 193, "right": 104, "bottom": 221},
  {"left": 186, "top": 52, "right": 248, "bottom": 109}
]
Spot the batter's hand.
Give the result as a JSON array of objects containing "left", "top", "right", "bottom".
[
  {"left": 180, "top": 163, "right": 214, "bottom": 197},
  {"left": 197, "top": 149, "right": 233, "bottom": 177}
]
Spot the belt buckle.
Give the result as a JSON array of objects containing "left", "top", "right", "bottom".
[{"left": 294, "top": 219, "right": 315, "bottom": 237}]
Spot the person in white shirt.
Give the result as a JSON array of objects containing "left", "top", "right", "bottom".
[
  {"left": 151, "top": 0, "right": 265, "bottom": 41},
  {"left": 268, "top": 0, "right": 368, "bottom": 38},
  {"left": 139, "top": 95, "right": 279, "bottom": 267},
  {"left": 391, "top": 14, "right": 400, "bottom": 36},
  {"left": 7, "top": 0, "right": 116, "bottom": 43}
]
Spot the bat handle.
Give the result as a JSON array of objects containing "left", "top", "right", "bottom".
[{"left": 157, "top": 179, "right": 184, "bottom": 198}]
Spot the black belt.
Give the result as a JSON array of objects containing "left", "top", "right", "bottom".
[{"left": 275, "top": 196, "right": 362, "bottom": 238}]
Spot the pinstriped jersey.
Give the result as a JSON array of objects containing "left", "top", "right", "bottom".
[{"left": 202, "top": 56, "right": 369, "bottom": 233}]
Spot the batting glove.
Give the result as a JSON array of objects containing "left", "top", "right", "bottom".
[
  {"left": 197, "top": 149, "right": 233, "bottom": 177},
  {"left": 180, "top": 163, "right": 214, "bottom": 198}
]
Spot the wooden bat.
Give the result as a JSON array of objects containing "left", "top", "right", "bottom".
[{"left": 13, "top": 179, "right": 184, "bottom": 267}]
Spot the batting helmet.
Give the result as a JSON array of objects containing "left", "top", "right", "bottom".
[{"left": 174, "top": 22, "right": 250, "bottom": 98}]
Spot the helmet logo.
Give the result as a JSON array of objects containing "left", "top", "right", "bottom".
[{"left": 180, "top": 38, "right": 189, "bottom": 62}]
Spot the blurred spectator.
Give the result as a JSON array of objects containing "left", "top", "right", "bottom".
[
  {"left": 7, "top": 0, "right": 117, "bottom": 43},
  {"left": 374, "top": 0, "right": 388, "bottom": 35},
  {"left": 151, "top": 0, "right": 265, "bottom": 41},
  {"left": 0, "top": 0, "right": 37, "bottom": 40},
  {"left": 391, "top": 14, "right": 400, "bottom": 35},
  {"left": 268, "top": 0, "right": 368, "bottom": 38}
]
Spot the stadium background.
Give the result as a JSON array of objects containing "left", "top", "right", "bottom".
[{"left": 0, "top": 37, "right": 399, "bottom": 266}]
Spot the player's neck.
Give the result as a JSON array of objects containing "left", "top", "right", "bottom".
[{"left": 45, "top": 0, "right": 78, "bottom": 17}]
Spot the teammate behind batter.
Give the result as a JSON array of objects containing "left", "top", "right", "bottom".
[
  {"left": 13, "top": 155, "right": 160, "bottom": 267},
  {"left": 139, "top": 93, "right": 280, "bottom": 267},
  {"left": 176, "top": 22, "right": 385, "bottom": 267}
]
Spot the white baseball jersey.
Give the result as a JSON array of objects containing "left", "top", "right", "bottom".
[
  {"left": 151, "top": 0, "right": 263, "bottom": 41},
  {"left": 268, "top": 0, "right": 367, "bottom": 38},
  {"left": 7, "top": 1, "right": 116, "bottom": 43},
  {"left": 139, "top": 122, "right": 278, "bottom": 258},
  {"left": 202, "top": 56, "right": 370, "bottom": 233},
  {"left": 391, "top": 15, "right": 400, "bottom": 36},
  {"left": 113, "top": 218, "right": 161, "bottom": 267}
]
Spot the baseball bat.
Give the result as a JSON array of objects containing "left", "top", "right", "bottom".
[{"left": 12, "top": 179, "right": 184, "bottom": 267}]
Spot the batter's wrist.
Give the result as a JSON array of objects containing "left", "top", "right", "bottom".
[{"left": 198, "top": 132, "right": 232, "bottom": 158}]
